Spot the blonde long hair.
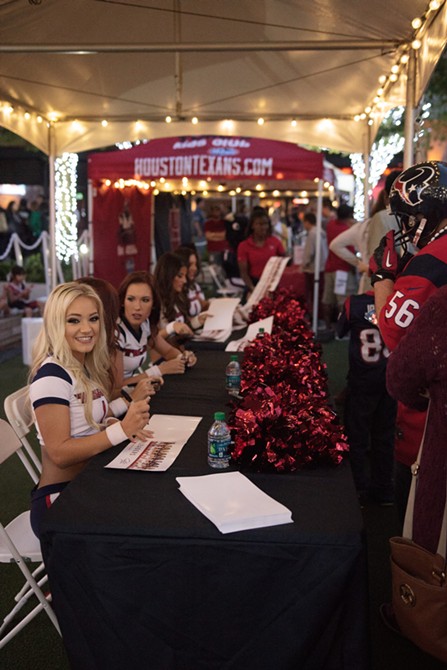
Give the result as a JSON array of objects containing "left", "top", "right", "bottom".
[{"left": 29, "top": 282, "right": 111, "bottom": 428}]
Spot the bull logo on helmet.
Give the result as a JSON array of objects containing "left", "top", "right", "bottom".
[{"left": 392, "top": 164, "right": 436, "bottom": 207}]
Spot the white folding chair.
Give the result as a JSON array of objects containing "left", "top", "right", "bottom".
[
  {"left": 4, "top": 386, "right": 42, "bottom": 485},
  {"left": 207, "top": 263, "right": 245, "bottom": 298},
  {"left": 0, "top": 419, "right": 60, "bottom": 648}
]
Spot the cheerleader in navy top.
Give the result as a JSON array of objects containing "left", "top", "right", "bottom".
[{"left": 28, "top": 282, "right": 151, "bottom": 538}]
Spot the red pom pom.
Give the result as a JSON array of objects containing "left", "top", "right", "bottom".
[{"left": 229, "top": 288, "right": 348, "bottom": 472}]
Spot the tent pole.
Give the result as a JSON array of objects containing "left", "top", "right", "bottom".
[
  {"left": 363, "top": 122, "right": 371, "bottom": 220},
  {"left": 403, "top": 50, "right": 416, "bottom": 169},
  {"left": 149, "top": 190, "right": 156, "bottom": 272},
  {"left": 87, "top": 179, "right": 94, "bottom": 276},
  {"left": 48, "top": 124, "right": 57, "bottom": 290},
  {"left": 313, "top": 180, "right": 323, "bottom": 336},
  {"left": 0, "top": 39, "right": 400, "bottom": 54}
]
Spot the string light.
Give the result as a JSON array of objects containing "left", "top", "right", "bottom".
[
  {"left": 110, "top": 178, "right": 150, "bottom": 190},
  {"left": 350, "top": 125, "right": 405, "bottom": 220},
  {"left": 55, "top": 152, "right": 79, "bottom": 262}
]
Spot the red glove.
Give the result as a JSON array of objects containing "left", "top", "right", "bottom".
[{"left": 369, "top": 230, "right": 399, "bottom": 286}]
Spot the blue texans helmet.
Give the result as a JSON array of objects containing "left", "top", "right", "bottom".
[{"left": 388, "top": 161, "right": 447, "bottom": 249}]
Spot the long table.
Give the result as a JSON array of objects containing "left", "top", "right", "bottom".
[{"left": 40, "top": 351, "right": 369, "bottom": 670}]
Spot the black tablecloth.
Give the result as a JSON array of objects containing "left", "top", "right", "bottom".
[{"left": 40, "top": 351, "right": 369, "bottom": 670}]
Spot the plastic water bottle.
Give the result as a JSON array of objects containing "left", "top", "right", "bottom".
[
  {"left": 257, "top": 327, "right": 265, "bottom": 338},
  {"left": 225, "top": 354, "right": 241, "bottom": 394},
  {"left": 207, "top": 412, "right": 231, "bottom": 469}
]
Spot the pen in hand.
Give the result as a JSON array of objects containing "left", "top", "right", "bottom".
[{"left": 120, "top": 389, "right": 133, "bottom": 403}]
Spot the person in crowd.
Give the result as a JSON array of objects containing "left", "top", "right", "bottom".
[
  {"left": 386, "top": 284, "right": 447, "bottom": 553},
  {"left": 370, "top": 160, "right": 447, "bottom": 524},
  {"left": 329, "top": 173, "right": 400, "bottom": 294},
  {"left": 366, "top": 171, "right": 401, "bottom": 262},
  {"left": 0, "top": 205, "right": 9, "bottom": 255},
  {"left": 16, "top": 197, "right": 33, "bottom": 244},
  {"left": 286, "top": 204, "right": 303, "bottom": 236},
  {"left": 154, "top": 252, "right": 208, "bottom": 348},
  {"left": 300, "top": 211, "right": 328, "bottom": 319},
  {"left": 28, "top": 282, "right": 152, "bottom": 538},
  {"left": 6, "top": 265, "right": 40, "bottom": 317},
  {"left": 224, "top": 201, "right": 249, "bottom": 277},
  {"left": 5, "top": 200, "right": 21, "bottom": 235},
  {"left": 28, "top": 200, "right": 43, "bottom": 238},
  {"left": 191, "top": 197, "right": 207, "bottom": 241},
  {"left": 204, "top": 203, "right": 229, "bottom": 266},
  {"left": 381, "top": 284, "right": 447, "bottom": 637},
  {"left": 118, "top": 270, "right": 196, "bottom": 383},
  {"left": 321, "top": 204, "right": 357, "bottom": 330},
  {"left": 0, "top": 284, "right": 10, "bottom": 316},
  {"left": 237, "top": 208, "right": 285, "bottom": 296},
  {"left": 336, "top": 291, "right": 396, "bottom": 506},
  {"left": 271, "top": 207, "right": 289, "bottom": 252},
  {"left": 174, "top": 245, "right": 210, "bottom": 317},
  {"left": 321, "top": 197, "right": 336, "bottom": 230}
]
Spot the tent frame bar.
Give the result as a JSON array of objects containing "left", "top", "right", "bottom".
[{"left": 0, "top": 39, "right": 401, "bottom": 54}]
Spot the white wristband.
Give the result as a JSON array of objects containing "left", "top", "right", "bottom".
[
  {"left": 166, "top": 321, "right": 176, "bottom": 336},
  {"left": 108, "top": 397, "right": 128, "bottom": 417},
  {"left": 105, "top": 421, "right": 128, "bottom": 446},
  {"left": 145, "top": 365, "right": 162, "bottom": 378}
]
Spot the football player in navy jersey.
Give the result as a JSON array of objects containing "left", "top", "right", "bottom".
[
  {"left": 337, "top": 292, "right": 396, "bottom": 506},
  {"left": 370, "top": 161, "right": 447, "bottom": 523}
]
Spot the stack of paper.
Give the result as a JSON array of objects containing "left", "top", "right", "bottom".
[{"left": 176, "top": 471, "right": 293, "bottom": 534}]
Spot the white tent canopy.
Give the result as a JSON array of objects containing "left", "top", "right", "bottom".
[{"left": 0, "top": 0, "right": 446, "bottom": 156}]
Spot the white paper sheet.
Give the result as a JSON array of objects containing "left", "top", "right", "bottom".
[
  {"left": 225, "top": 315, "right": 274, "bottom": 352},
  {"left": 193, "top": 297, "right": 240, "bottom": 342},
  {"left": 176, "top": 471, "right": 293, "bottom": 534},
  {"left": 334, "top": 270, "right": 348, "bottom": 295},
  {"left": 202, "top": 297, "right": 240, "bottom": 331},
  {"left": 105, "top": 415, "right": 202, "bottom": 472}
]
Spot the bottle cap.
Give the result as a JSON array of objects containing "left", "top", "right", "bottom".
[
  {"left": 230, "top": 354, "right": 238, "bottom": 361},
  {"left": 258, "top": 327, "right": 265, "bottom": 334},
  {"left": 214, "top": 411, "right": 225, "bottom": 421}
]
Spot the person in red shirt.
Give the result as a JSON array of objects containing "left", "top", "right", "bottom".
[
  {"left": 237, "top": 208, "right": 285, "bottom": 296},
  {"left": 322, "top": 204, "right": 357, "bottom": 329},
  {"left": 370, "top": 161, "right": 447, "bottom": 524},
  {"left": 204, "top": 203, "right": 229, "bottom": 267},
  {"left": 370, "top": 160, "right": 447, "bottom": 636}
]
